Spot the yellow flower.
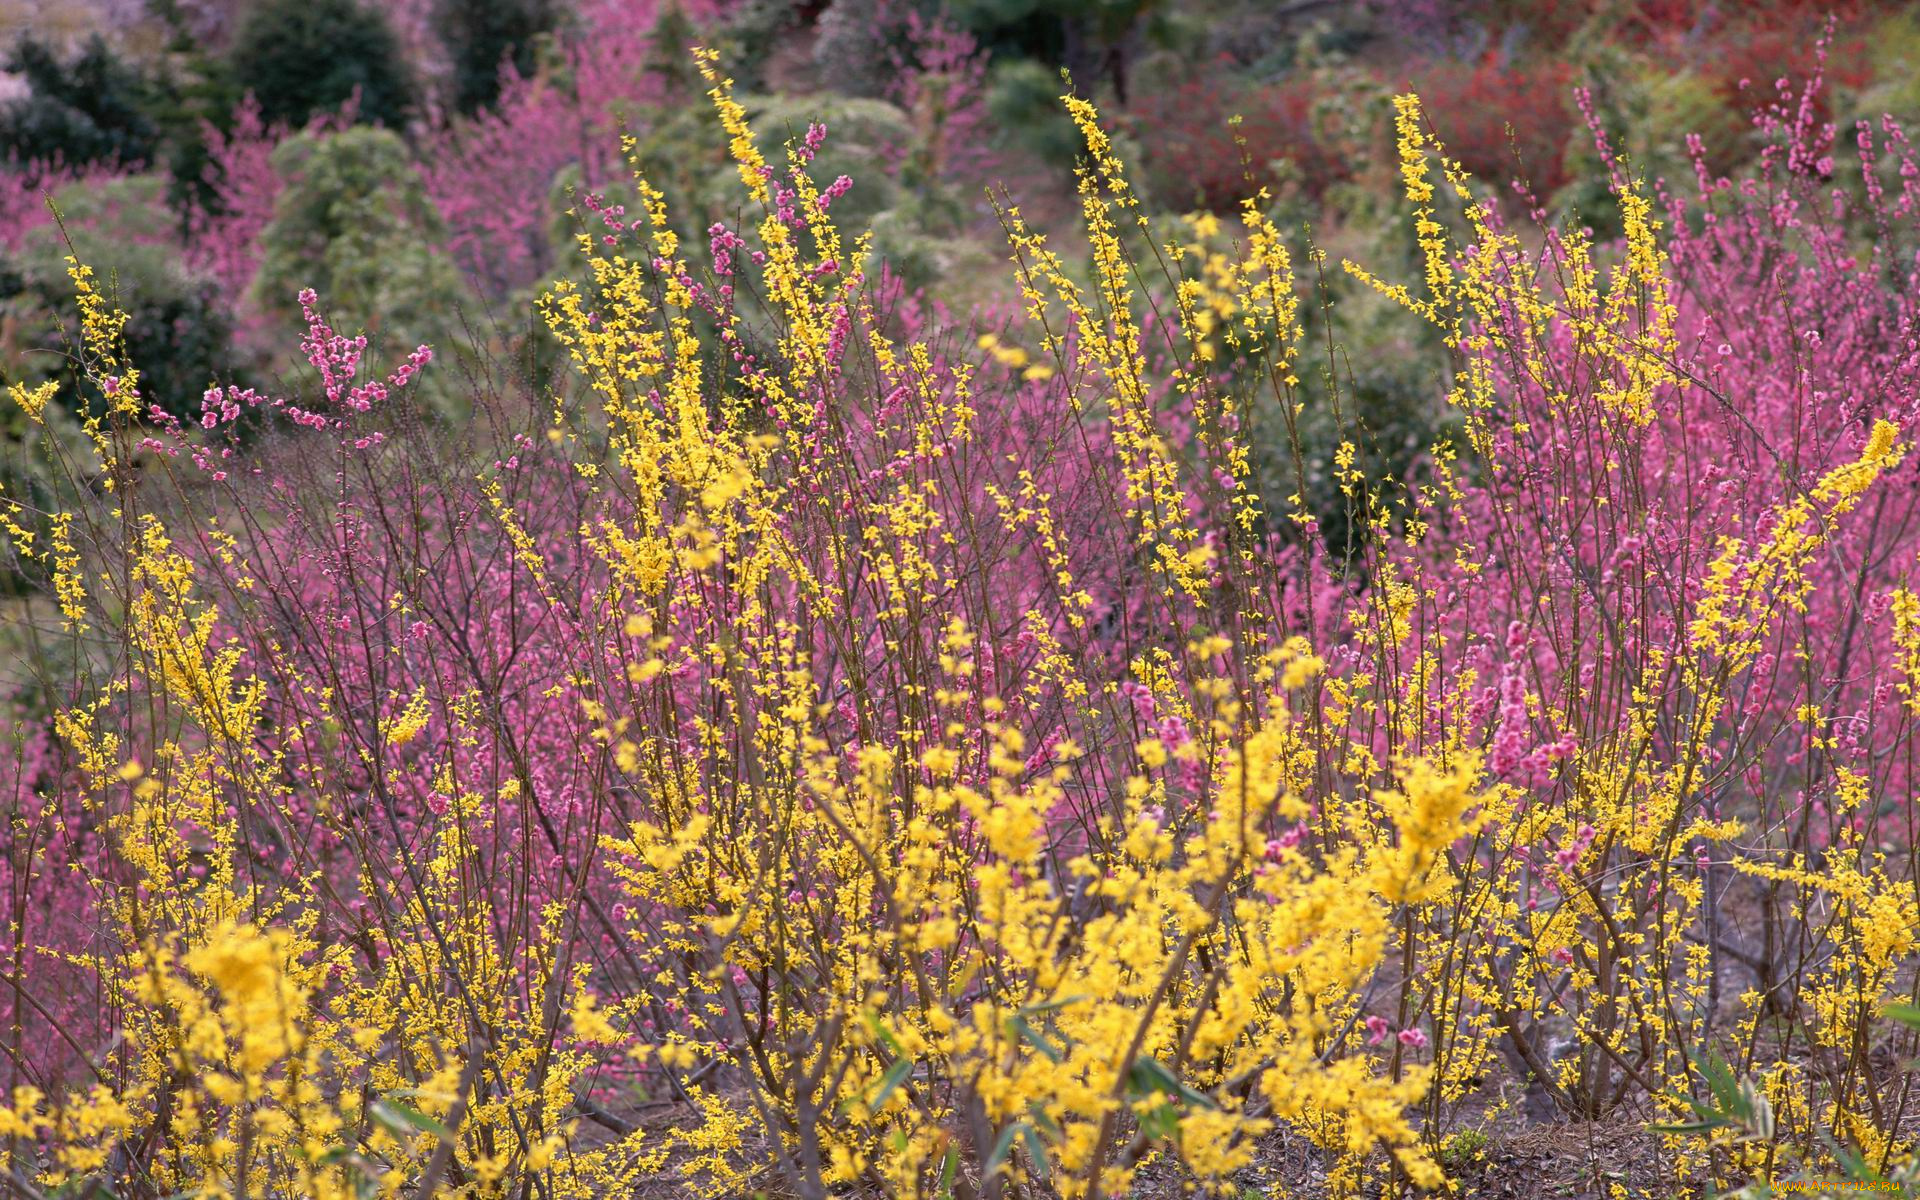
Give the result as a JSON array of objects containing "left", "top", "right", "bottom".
[{"left": 384, "top": 686, "right": 432, "bottom": 746}]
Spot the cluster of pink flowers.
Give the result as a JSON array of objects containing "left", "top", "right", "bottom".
[
  {"left": 1364, "top": 1015, "right": 1428, "bottom": 1050},
  {"left": 293, "top": 287, "right": 432, "bottom": 429}
]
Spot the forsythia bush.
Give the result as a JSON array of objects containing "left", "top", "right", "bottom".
[{"left": 3, "top": 48, "right": 1920, "bottom": 1200}]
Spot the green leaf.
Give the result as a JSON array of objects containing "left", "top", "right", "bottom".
[
  {"left": 1698, "top": 1051, "right": 1740, "bottom": 1112},
  {"left": 1738, "top": 1079, "right": 1774, "bottom": 1140},
  {"left": 871, "top": 1058, "right": 913, "bottom": 1109},
  {"left": 936, "top": 1145, "right": 958, "bottom": 1198},
  {"left": 1022, "top": 1124, "right": 1051, "bottom": 1181},
  {"left": 1126, "top": 1057, "right": 1217, "bottom": 1109},
  {"left": 984, "top": 1123, "right": 1026, "bottom": 1178},
  {"left": 1025, "top": 1102, "right": 1062, "bottom": 1143},
  {"left": 369, "top": 1097, "right": 449, "bottom": 1141},
  {"left": 1882, "top": 1002, "right": 1920, "bottom": 1031},
  {"left": 1007, "top": 1014, "right": 1065, "bottom": 1063},
  {"left": 1137, "top": 1100, "right": 1180, "bottom": 1141},
  {"left": 1816, "top": 1129, "right": 1884, "bottom": 1184},
  {"left": 864, "top": 1013, "right": 907, "bottom": 1058}
]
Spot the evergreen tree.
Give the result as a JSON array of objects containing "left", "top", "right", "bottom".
[
  {"left": 227, "top": 0, "right": 417, "bottom": 130},
  {"left": 438, "top": 0, "right": 560, "bottom": 115},
  {"left": 0, "top": 35, "right": 160, "bottom": 170}
]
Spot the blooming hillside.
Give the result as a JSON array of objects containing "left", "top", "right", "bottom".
[{"left": 4, "top": 3, "right": 1920, "bottom": 1198}]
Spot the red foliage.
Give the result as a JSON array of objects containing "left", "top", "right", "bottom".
[
  {"left": 1402, "top": 55, "right": 1574, "bottom": 198},
  {"left": 1126, "top": 63, "right": 1355, "bottom": 213}
]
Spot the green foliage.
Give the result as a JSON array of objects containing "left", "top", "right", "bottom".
[
  {"left": 946, "top": 0, "right": 1069, "bottom": 61},
  {"left": 1558, "top": 49, "right": 1745, "bottom": 237},
  {"left": 437, "top": 0, "right": 562, "bottom": 115},
  {"left": 0, "top": 35, "right": 160, "bottom": 170},
  {"left": 631, "top": 85, "right": 975, "bottom": 264},
  {"left": 642, "top": 2, "right": 705, "bottom": 98},
  {"left": 984, "top": 58, "right": 1081, "bottom": 165},
  {"left": 1227, "top": 182, "right": 1456, "bottom": 565},
  {"left": 867, "top": 201, "right": 996, "bottom": 298},
  {"left": 1645, "top": 1042, "right": 1920, "bottom": 1196},
  {"left": 702, "top": 0, "right": 802, "bottom": 95},
  {"left": 1269, "top": 333, "right": 1449, "bottom": 566},
  {"left": 720, "top": 94, "right": 913, "bottom": 231},
  {"left": 227, "top": 0, "right": 418, "bottom": 130},
  {"left": 0, "top": 281, "right": 85, "bottom": 598},
  {"left": 0, "top": 176, "right": 234, "bottom": 597},
  {"left": 1, "top": 176, "right": 237, "bottom": 419},
  {"left": 1852, "top": 7, "right": 1920, "bottom": 139},
  {"left": 1440, "top": 1128, "right": 1489, "bottom": 1169},
  {"left": 146, "top": 0, "right": 249, "bottom": 218},
  {"left": 692, "top": 91, "right": 1000, "bottom": 298},
  {"left": 251, "top": 128, "right": 469, "bottom": 396},
  {"left": 0, "top": 9, "right": 245, "bottom": 221},
  {"left": 947, "top": 0, "right": 1169, "bottom": 102},
  {"left": 811, "top": 0, "right": 890, "bottom": 99},
  {"left": 1652, "top": 1049, "right": 1776, "bottom": 1142}
]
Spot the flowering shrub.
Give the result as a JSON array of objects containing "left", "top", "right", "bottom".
[{"left": 3, "top": 42, "right": 1920, "bottom": 1200}]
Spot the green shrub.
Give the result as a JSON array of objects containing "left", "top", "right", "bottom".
[
  {"left": 1, "top": 176, "right": 236, "bottom": 419},
  {"left": 252, "top": 129, "right": 465, "bottom": 349},
  {"left": 250, "top": 128, "right": 473, "bottom": 413}
]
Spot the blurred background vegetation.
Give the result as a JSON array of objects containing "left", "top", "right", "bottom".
[{"left": 2, "top": 0, "right": 1915, "bottom": 623}]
